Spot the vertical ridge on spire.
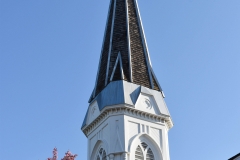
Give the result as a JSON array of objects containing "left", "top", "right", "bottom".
[
  {"left": 90, "top": 0, "right": 162, "bottom": 102},
  {"left": 108, "top": 0, "right": 130, "bottom": 83},
  {"left": 110, "top": 52, "right": 124, "bottom": 81},
  {"left": 94, "top": 0, "right": 115, "bottom": 96},
  {"left": 128, "top": 0, "right": 152, "bottom": 89}
]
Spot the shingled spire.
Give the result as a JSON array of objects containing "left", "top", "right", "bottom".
[{"left": 90, "top": 0, "right": 162, "bottom": 102}]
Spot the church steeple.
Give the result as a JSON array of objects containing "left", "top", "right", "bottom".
[
  {"left": 82, "top": 1, "right": 173, "bottom": 160},
  {"left": 90, "top": 0, "right": 162, "bottom": 102}
]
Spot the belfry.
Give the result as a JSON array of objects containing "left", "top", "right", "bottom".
[{"left": 81, "top": 0, "right": 173, "bottom": 159}]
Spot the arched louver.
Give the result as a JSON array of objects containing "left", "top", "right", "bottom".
[
  {"left": 141, "top": 142, "right": 148, "bottom": 150},
  {"left": 96, "top": 148, "right": 107, "bottom": 160},
  {"left": 102, "top": 150, "right": 107, "bottom": 160},
  {"left": 135, "top": 142, "right": 155, "bottom": 160},
  {"left": 146, "top": 148, "right": 154, "bottom": 160},
  {"left": 135, "top": 145, "right": 144, "bottom": 160},
  {"left": 97, "top": 155, "right": 100, "bottom": 160}
]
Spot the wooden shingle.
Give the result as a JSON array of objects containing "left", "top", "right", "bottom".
[{"left": 91, "top": 0, "right": 162, "bottom": 102}]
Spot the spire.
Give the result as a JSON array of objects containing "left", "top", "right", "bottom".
[{"left": 90, "top": 0, "right": 162, "bottom": 102}]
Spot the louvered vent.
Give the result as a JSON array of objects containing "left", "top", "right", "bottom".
[{"left": 135, "top": 145, "right": 144, "bottom": 160}]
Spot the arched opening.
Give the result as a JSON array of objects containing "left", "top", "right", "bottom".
[
  {"left": 135, "top": 145, "right": 144, "bottom": 160},
  {"left": 90, "top": 140, "right": 109, "bottom": 160},
  {"left": 130, "top": 133, "right": 163, "bottom": 160},
  {"left": 146, "top": 148, "right": 154, "bottom": 160},
  {"left": 96, "top": 148, "right": 107, "bottom": 160},
  {"left": 134, "top": 142, "right": 155, "bottom": 160}
]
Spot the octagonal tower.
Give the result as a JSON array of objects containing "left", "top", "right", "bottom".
[{"left": 81, "top": 0, "right": 173, "bottom": 160}]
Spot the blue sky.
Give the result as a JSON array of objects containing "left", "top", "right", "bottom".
[{"left": 0, "top": 0, "right": 240, "bottom": 159}]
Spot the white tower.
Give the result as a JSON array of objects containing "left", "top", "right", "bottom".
[{"left": 81, "top": 0, "right": 173, "bottom": 160}]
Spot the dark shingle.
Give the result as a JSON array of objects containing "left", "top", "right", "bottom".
[{"left": 91, "top": 0, "right": 162, "bottom": 102}]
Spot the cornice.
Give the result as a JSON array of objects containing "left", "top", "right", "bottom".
[{"left": 81, "top": 105, "right": 173, "bottom": 137}]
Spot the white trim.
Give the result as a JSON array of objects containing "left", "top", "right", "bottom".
[
  {"left": 150, "top": 68, "right": 163, "bottom": 91},
  {"left": 125, "top": 0, "right": 133, "bottom": 82},
  {"left": 119, "top": 53, "right": 124, "bottom": 80},
  {"left": 136, "top": 142, "right": 154, "bottom": 160},
  {"left": 105, "top": 0, "right": 117, "bottom": 86},
  {"left": 129, "top": 133, "right": 163, "bottom": 160},
  {"left": 90, "top": 140, "right": 109, "bottom": 160},
  {"left": 134, "top": 92, "right": 161, "bottom": 115},
  {"left": 135, "top": 0, "right": 153, "bottom": 67},
  {"left": 110, "top": 54, "right": 120, "bottom": 81},
  {"left": 86, "top": 100, "right": 100, "bottom": 125},
  {"left": 82, "top": 105, "right": 172, "bottom": 136},
  {"left": 110, "top": 52, "right": 124, "bottom": 81},
  {"left": 93, "top": 0, "right": 114, "bottom": 97},
  {"left": 134, "top": 0, "right": 154, "bottom": 89}
]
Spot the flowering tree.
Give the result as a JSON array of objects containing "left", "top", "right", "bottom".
[
  {"left": 61, "top": 151, "right": 77, "bottom": 160},
  {"left": 48, "top": 148, "right": 58, "bottom": 160},
  {"left": 47, "top": 148, "right": 77, "bottom": 160}
]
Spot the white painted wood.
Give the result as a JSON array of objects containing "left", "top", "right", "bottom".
[
  {"left": 125, "top": 0, "right": 133, "bottom": 82},
  {"left": 135, "top": 93, "right": 160, "bottom": 115},
  {"left": 87, "top": 101, "right": 100, "bottom": 125},
  {"left": 83, "top": 105, "right": 171, "bottom": 160},
  {"left": 134, "top": 0, "right": 152, "bottom": 67},
  {"left": 128, "top": 121, "right": 140, "bottom": 142},
  {"left": 93, "top": 0, "right": 114, "bottom": 97},
  {"left": 83, "top": 0, "right": 173, "bottom": 159},
  {"left": 110, "top": 52, "right": 124, "bottom": 81},
  {"left": 105, "top": 0, "right": 117, "bottom": 86},
  {"left": 134, "top": 0, "right": 153, "bottom": 89},
  {"left": 150, "top": 127, "right": 163, "bottom": 149}
]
